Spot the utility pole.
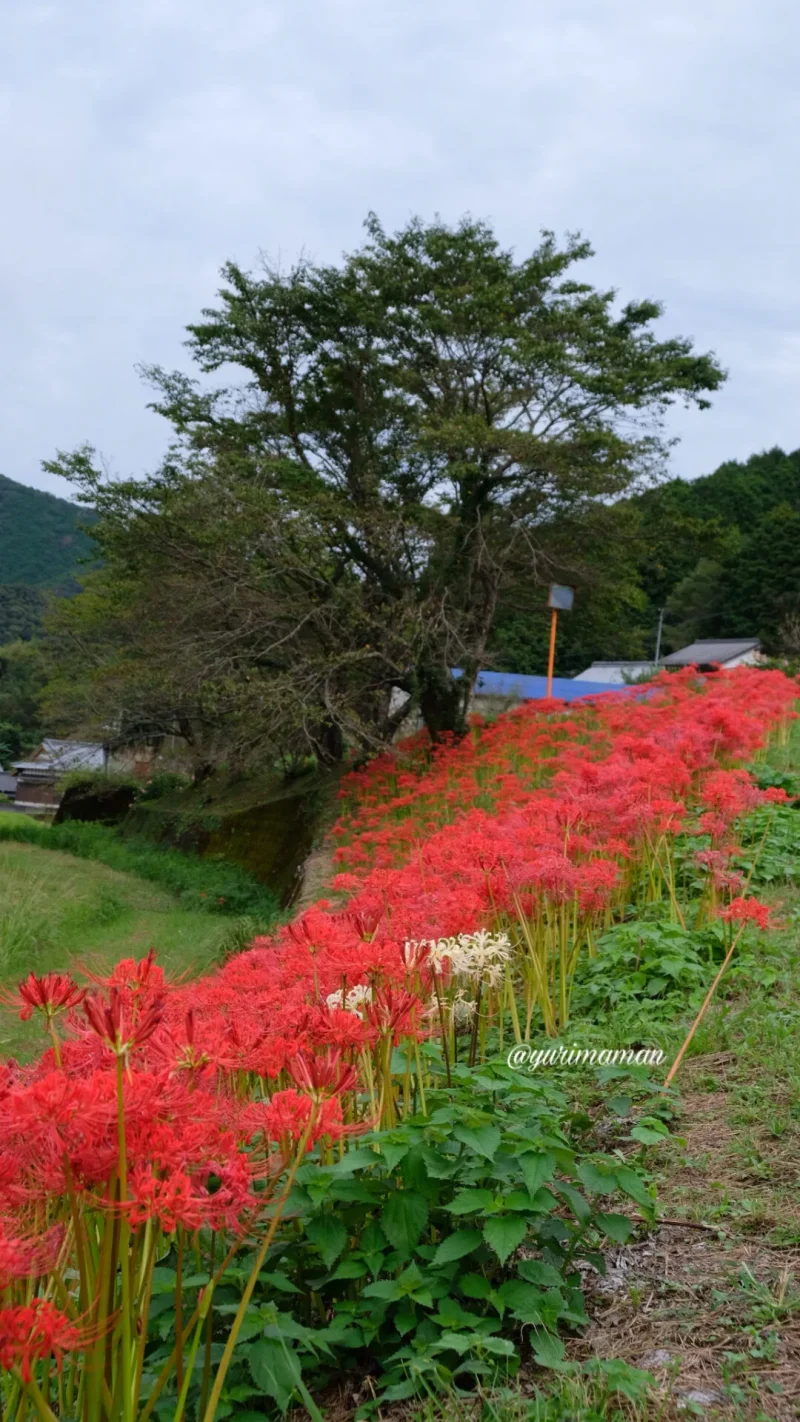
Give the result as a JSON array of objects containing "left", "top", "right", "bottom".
[
  {"left": 654, "top": 607, "right": 665, "bottom": 665},
  {"left": 545, "top": 585, "right": 575, "bottom": 696},
  {"left": 545, "top": 607, "right": 558, "bottom": 698}
]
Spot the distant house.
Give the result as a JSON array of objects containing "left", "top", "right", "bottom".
[
  {"left": 0, "top": 769, "right": 17, "bottom": 801},
  {"left": 662, "top": 638, "right": 763, "bottom": 670},
  {"left": 11, "top": 739, "right": 106, "bottom": 811},
  {"left": 574, "top": 661, "right": 657, "bottom": 684}
]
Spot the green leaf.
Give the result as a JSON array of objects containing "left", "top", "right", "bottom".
[
  {"left": 614, "top": 1165, "right": 652, "bottom": 1209},
  {"left": 497, "top": 1280, "right": 550, "bottom": 1316},
  {"left": 530, "top": 1331, "right": 567, "bottom": 1370},
  {"left": 360, "top": 1222, "right": 386, "bottom": 1253},
  {"left": 460, "top": 1272, "right": 492, "bottom": 1299},
  {"left": 376, "top": 1141, "right": 411, "bottom": 1172},
  {"left": 519, "top": 1150, "right": 556, "bottom": 1198},
  {"left": 393, "top": 1306, "right": 417, "bottom": 1336},
  {"left": 630, "top": 1120, "right": 670, "bottom": 1145},
  {"left": 517, "top": 1259, "right": 565, "bottom": 1289},
  {"left": 329, "top": 1258, "right": 368, "bottom": 1280},
  {"left": 483, "top": 1216, "right": 528, "bottom": 1264},
  {"left": 249, "top": 1337, "right": 303, "bottom": 1412},
  {"left": 556, "top": 1182, "right": 592, "bottom": 1223},
  {"left": 382, "top": 1380, "right": 420, "bottom": 1401},
  {"left": 446, "top": 1188, "right": 494, "bottom": 1216},
  {"left": 362, "top": 1279, "right": 405, "bottom": 1302},
  {"left": 433, "top": 1331, "right": 473, "bottom": 1354},
  {"left": 453, "top": 1125, "right": 501, "bottom": 1160},
  {"left": 306, "top": 1214, "right": 347, "bottom": 1267},
  {"left": 381, "top": 1190, "right": 429, "bottom": 1253},
  {"left": 432, "top": 1229, "right": 483, "bottom": 1265},
  {"left": 420, "top": 1145, "right": 459, "bottom": 1179},
  {"left": 576, "top": 1161, "right": 618, "bottom": 1195},
  {"left": 326, "top": 1147, "right": 377, "bottom": 1174},
  {"left": 606, "top": 1095, "right": 632, "bottom": 1117},
  {"left": 258, "top": 1271, "right": 302, "bottom": 1294},
  {"left": 529, "top": 1187, "right": 560, "bottom": 1212},
  {"left": 149, "top": 1267, "right": 177, "bottom": 1294},
  {"left": 479, "top": 1336, "right": 516, "bottom": 1356},
  {"left": 596, "top": 1212, "right": 634, "bottom": 1243},
  {"left": 228, "top": 1309, "right": 265, "bottom": 1342},
  {"left": 583, "top": 1357, "right": 655, "bottom": 1400}
]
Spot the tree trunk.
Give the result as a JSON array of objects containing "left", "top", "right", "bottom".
[
  {"left": 310, "top": 718, "right": 345, "bottom": 765},
  {"left": 418, "top": 667, "right": 469, "bottom": 742}
]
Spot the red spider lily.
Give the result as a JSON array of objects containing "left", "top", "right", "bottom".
[
  {"left": 83, "top": 988, "right": 164, "bottom": 1057},
  {"left": 0, "top": 973, "right": 85, "bottom": 1023},
  {"left": 0, "top": 1299, "right": 86, "bottom": 1382},
  {"left": 719, "top": 896, "right": 772, "bottom": 930},
  {"left": 367, "top": 987, "right": 423, "bottom": 1040},
  {"left": 288, "top": 1049, "right": 359, "bottom": 1098},
  {"left": 242, "top": 1089, "right": 345, "bottom": 1148},
  {"left": 0, "top": 1221, "right": 63, "bottom": 1289}
]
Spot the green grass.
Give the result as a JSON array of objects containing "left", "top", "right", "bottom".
[
  {"left": 0, "top": 814, "right": 280, "bottom": 924},
  {"left": 0, "top": 841, "right": 250, "bottom": 1060}
]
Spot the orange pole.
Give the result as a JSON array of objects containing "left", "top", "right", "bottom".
[{"left": 546, "top": 608, "right": 558, "bottom": 697}]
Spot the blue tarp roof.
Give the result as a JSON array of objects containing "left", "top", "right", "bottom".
[{"left": 454, "top": 669, "right": 628, "bottom": 701}]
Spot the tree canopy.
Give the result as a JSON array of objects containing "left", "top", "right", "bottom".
[
  {"left": 631, "top": 446, "right": 800, "bottom": 655},
  {"left": 44, "top": 214, "right": 725, "bottom": 762}
]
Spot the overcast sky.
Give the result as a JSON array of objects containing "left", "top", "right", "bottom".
[{"left": 3, "top": 0, "right": 798, "bottom": 500}]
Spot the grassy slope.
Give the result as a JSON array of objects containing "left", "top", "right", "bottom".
[{"left": 0, "top": 841, "right": 230, "bottom": 1059}]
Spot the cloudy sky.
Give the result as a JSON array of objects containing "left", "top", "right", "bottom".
[{"left": 3, "top": 0, "right": 798, "bottom": 499}]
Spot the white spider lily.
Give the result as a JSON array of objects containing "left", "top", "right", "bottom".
[{"left": 325, "top": 983, "right": 373, "bottom": 1013}]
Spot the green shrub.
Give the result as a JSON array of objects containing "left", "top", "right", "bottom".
[
  {"left": 56, "top": 768, "right": 142, "bottom": 796},
  {"left": 147, "top": 1062, "right": 658, "bottom": 1415},
  {"left": 138, "top": 771, "right": 192, "bottom": 801}
]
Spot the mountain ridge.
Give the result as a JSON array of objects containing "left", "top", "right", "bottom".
[{"left": 0, "top": 473, "right": 95, "bottom": 643}]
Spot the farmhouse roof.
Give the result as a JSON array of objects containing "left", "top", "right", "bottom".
[
  {"left": 11, "top": 740, "right": 106, "bottom": 776},
  {"left": 662, "top": 638, "right": 761, "bottom": 667},
  {"left": 40, "top": 739, "right": 106, "bottom": 771},
  {"left": 457, "top": 669, "right": 628, "bottom": 701}
]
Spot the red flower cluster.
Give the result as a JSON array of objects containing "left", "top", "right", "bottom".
[
  {"left": 0, "top": 1300, "right": 82, "bottom": 1382},
  {"left": 0, "top": 666, "right": 793, "bottom": 1387}
]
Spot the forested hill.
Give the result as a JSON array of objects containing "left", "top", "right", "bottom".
[
  {"left": 0, "top": 474, "right": 94, "bottom": 643},
  {"left": 633, "top": 446, "right": 800, "bottom": 654},
  {"left": 488, "top": 445, "right": 800, "bottom": 677}
]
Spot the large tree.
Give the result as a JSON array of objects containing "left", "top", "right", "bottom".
[{"left": 46, "top": 215, "right": 724, "bottom": 760}]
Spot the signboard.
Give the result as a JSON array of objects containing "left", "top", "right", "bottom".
[{"left": 547, "top": 584, "right": 575, "bottom": 612}]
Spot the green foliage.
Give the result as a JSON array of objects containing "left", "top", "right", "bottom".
[
  {"left": 633, "top": 446, "right": 800, "bottom": 655},
  {"left": 56, "top": 768, "right": 142, "bottom": 795},
  {"left": 0, "top": 816, "right": 279, "bottom": 924},
  {"left": 146, "top": 1064, "right": 655, "bottom": 1415},
  {"left": 0, "top": 472, "right": 94, "bottom": 587},
  {"left": 574, "top": 918, "right": 726, "bottom": 1023},
  {"left": 0, "top": 640, "right": 47, "bottom": 750},
  {"left": 733, "top": 803, "right": 800, "bottom": 887},
  {"left": 0, "top": 586, "right": 48, "bottom": 644},
  {"left": 138, "top": 771, "right": 192, "bottom": 800},
  {"left": 43, "top": 213, "right": 723, "bottom": 754}
]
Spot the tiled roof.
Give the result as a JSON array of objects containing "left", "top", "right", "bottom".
[{"left": 663, "top": 639, "right": 760, "bottom": 666}]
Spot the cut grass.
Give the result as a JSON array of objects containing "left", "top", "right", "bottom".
[
  {"left": 0, "top": 814, "right": 280, "bottom": 923},
  {"left": 0, "top": 842, "right": 241, "bottom": 1059}
]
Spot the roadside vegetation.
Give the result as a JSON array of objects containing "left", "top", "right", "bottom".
[
  {"left": 2, "top": 669, "right": 799, "bottom": 1422},
  {"left": 0, "top": 840, "right": 260, "bottom": 1060},
  {"left": 0, "top": 815, "right": 280, "bottom": 923}
]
